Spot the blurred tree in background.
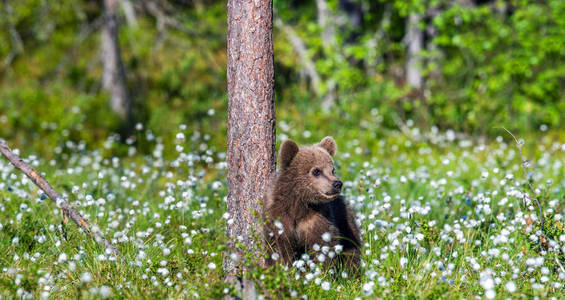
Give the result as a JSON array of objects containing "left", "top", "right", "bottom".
[{"left": 0, "top": 0, "right": 564, "bottom": 156}]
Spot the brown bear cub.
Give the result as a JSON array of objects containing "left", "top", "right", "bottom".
[{"left": 264, "top": 136, "right": 361, "bottom": 275}]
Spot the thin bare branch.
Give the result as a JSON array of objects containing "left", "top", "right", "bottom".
[
  {"left": 0, "top": 141, "right": 119, "bottom": 257},
  {"left": 120, "top": 0, "right": 138, "bottom": 27}
]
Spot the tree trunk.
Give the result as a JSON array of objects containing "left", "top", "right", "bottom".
[
  {"left": 424, "top": 5, "right": 440, "bottom": 91},
  {"left": 226, "top": 0, "right": 276, "bottom": 278},
  {"left": 365, "top": 4, "right": 391, "bottom": 77},
  {"left": 315, "top": 0, "right": 338, "bottom": 110},
  {"left": 405, "top": 12, "right": 423, "bottom": 89},
  {"left": 101, "top": 0, "right": 132, "bottom": 124},
  {"left": 316, "top": 0, "right": 335, "bottom": 45}
]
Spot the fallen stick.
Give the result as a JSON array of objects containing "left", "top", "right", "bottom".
[{"left": 0, "top": 141, "right": 119, "bottom": 256}]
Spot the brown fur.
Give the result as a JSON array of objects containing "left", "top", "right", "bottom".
[{"left": 263, "top": 137, "right": 361, "bottom": 275}]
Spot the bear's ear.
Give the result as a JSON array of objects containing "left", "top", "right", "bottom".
[
  {"left": 318, "top": 136, "right": 336, "bottom": 156},
  {"left": 280, "top": 139, "right": 299, "bottom": 169}
]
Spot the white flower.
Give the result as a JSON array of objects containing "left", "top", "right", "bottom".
[
  {"left": 212, "top": 181, "right": 222, "bottom": 190},
  {"left": 505, "top": 281, "right": 516, "bottom": 292},
  {"left": 362, "top": 282, "right": 374, "bottom": 296},
  {"left": 58, "top": 253, "right": 68, "bottom": 264},
  {"left": 99, "top": 285, "right": 112, "bottom": 298},
  {"left": 480, "top": 276, "right": 495, "bottom": 290},
  {"left": 322, "top": 232, "right": 331, "bottom": 242},
  {"left": 321, "top": 281, "right": 330, "bottom": 291},
  {"left": 334, "top": 244, "right": 343, "bottom": 253},
  {"left": 81, "top": 272, "right": 92, "bottom": 283},
  {"left": 208, "top": 262, "right": 217, "bottom": 270},
  {"left": 271, "top": 252, "right": 280, "bottom": 261},
  {"left": 157, "top": 267, "right": 169, "bottom": 276},
  {"left": 400, "top": 257, "right": 408, "bottom": 267},
  {"left": 487, "top": 248, "right": 500, "bottom": 257},
  {"left": 40, "top": 291, "right": 50, "bottom": 299},
  {"left": 230, "top": 253, "right": 239, "bottom": 262},
  {"left": 485, "top": 289, "right": 496, "bottom": 299}
]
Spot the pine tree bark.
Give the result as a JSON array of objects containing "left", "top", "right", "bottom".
[
  {"left": 101, "top": 0, "right": 132, "bottom": 124},
  {"left": 225, "top": 0, "right": 276, "bottom": 277}
]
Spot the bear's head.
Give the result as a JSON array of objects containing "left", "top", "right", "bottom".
[{"left": 278, "top": 136, "right": 343, "bottom": 203}]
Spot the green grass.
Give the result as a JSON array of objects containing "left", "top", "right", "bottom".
[{"left": 0, "top": 123, "right": 564, "bottom": 299}]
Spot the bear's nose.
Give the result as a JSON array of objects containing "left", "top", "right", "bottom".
[{"left": 332, "top": 181, "right": 342, "bottom": 190}]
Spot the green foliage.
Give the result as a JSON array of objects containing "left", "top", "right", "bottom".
[
  {"left": 431, "top": 0, "right": 565, "bottom": 132},
  {"left": 0, "top": 83, "right": 117, "bottom": 156},
  {"left": 274, "top": 0, "right": 565, "bottom": 135},
  {"left": 2, "top": 0, "right": 565, "bottom": 155}
]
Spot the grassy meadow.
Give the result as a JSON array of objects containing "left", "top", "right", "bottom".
[{"left": 0, "top": 113, "right": 564, "bottom": 299}]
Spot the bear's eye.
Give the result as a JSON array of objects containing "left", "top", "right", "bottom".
[
  {"left": 332, "top": 168, "right": 335, "bottom": 175},
  {"left": 312, "top": 168, "right": 322, "bottom": 177}
]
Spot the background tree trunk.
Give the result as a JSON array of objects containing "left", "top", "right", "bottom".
[
  {"left": 102, "top": 0, "right": 132, "bottom": 126},
  {"left": 316, "top": 0, "right": 335, "bottom": 45},
  {"left": 424, "top": 5, "right": 441, "bottom": 94},
  {"left": 405, "top": 12, "right": 423, "bottom": 89},
  {"left": 225, "top": 0, "right": 276, "bottom": 277}
]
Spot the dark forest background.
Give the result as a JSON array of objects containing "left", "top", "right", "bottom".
[{"left": 1, "top": 0, "right": 564, "bottom": 155}]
